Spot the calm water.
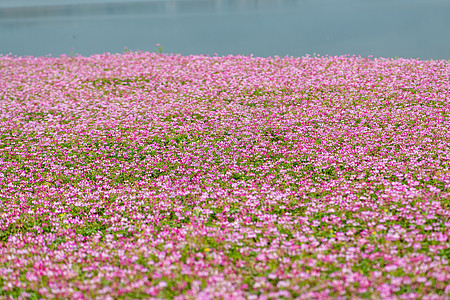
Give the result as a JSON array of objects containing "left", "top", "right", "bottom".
[{"left": 1, "top": 0, "right": 449, "bottom": 59}]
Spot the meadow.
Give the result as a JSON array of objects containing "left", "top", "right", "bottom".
[{"left": 0, "top": 52, "right": 449, "bottom": 299}]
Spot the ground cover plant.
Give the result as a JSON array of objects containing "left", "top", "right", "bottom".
[{"left": 0, "top": 52, "right": 449, "bottom": 299}]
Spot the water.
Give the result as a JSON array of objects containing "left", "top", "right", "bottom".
[{"left": 1, "top": 0, "right": 449, "bottom": 59}]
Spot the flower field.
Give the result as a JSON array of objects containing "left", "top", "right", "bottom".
[{"left": 0, "top": 52, "right": 449, "bottom": 299}]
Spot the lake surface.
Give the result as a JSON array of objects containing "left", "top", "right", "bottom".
[{"left": 1, "top": 0, "right": 449, "bottom": 59}]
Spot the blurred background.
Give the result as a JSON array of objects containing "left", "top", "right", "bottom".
[{"left": 0, "top": 0, "right": 449, "bottom": 59}]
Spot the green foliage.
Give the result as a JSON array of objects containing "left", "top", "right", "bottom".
[
  {"left": 440, "top": 198, "right": 450, "bottom": 210},
  {"left": 91, "top": 76, "right": 150, "bottom": 86},
  {"left": 49, "top": 236, "right": 67, "bottom": 250},
  {"left": 352, "top": 259, "right": 376, "bottom": 276},
  {"left": 156, "top": 44, "right": 163, "bottom": 54},
  {"left": 74, "top": 221, "right": 108, "bottom": 237},
  {"left": 226, "top": 246, "right": 243, "bottom": 260},
  {"left": 0, "top": 283, "right": 43, "bottom": 299},
  {"left": 231, "top": 172, "right": 249, "bottom": 181},
  {"left": 0, "top": 215, "right": 53, "bottom": 243},
  {"left": 262, "top": 128, "right": 283, "bottom": 142},
  {"left": 438, "top": 247, "right": 450, "bottom": 259}
]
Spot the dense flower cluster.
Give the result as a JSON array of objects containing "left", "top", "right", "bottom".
[{"left": 0, "top": 52, "right": 449, "bottom": 299}]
